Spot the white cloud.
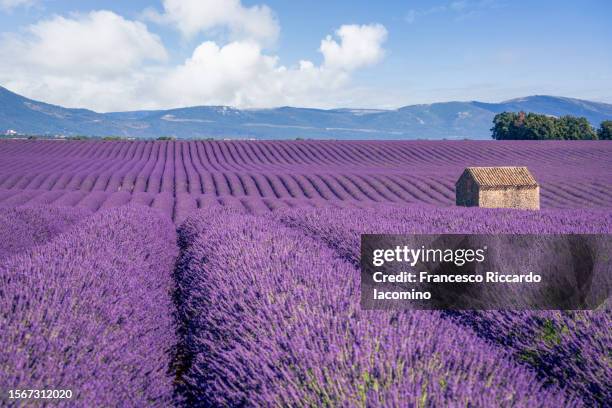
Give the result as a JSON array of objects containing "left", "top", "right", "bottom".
[
  {"left": 0, "top": 7, "right": 387, "bottom": 111},
  {"left": 154, "top": 40, "right": 355, "bottom": 109},
  {"left": 320, "top": 24, "right": 387, "bottom": 71},
  {"left": 155, "top": 23, "right": 387, "bottom": 109},
  {"left": 158, "top": 41, "right": 279, "bottom": 107},
  {"left": 0, "top": 0, "right": 35, "bottom": 11},
  {"left": 1, "top": 11, "right": 167, "bottom": 76},
  {"left": 0, "top": 10, "right": 169, "bottom": 110},
  {"left": 146, "top": 0, "right": 279, "bottom": 44}
]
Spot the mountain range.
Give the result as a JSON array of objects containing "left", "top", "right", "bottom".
[{"left": 1, "top": 86, "right": 611, "bottom": 140}]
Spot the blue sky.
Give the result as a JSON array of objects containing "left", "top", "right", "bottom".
[{"left": 0, "top": 0, "right": 610, "bottom": 111}]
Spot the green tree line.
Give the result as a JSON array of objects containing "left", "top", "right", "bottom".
[{"left": 491, "top": 111, "right": 612, "bottom": 140}]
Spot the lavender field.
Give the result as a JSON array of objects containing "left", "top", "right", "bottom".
[
  {"left": 0, "top": 140, "right": 611, "bottom": 221},
  {"left": 0, "top": 140, "right": 610, "bottom": 407}
]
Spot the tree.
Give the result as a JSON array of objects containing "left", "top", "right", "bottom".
[
  {"left": 556, "top": 116, "right": 596, "bottom": 140},
  {"left": 491, "top": 112, "right": 519, "bottom": 140},
  {"left": 522, "top": 113, "right": 558, "bottom": 140},
  {"left": 491, "top": 112, "right": 597, "bottom": 140},
  {"left": 491, "top": 111, "right": 557, "bottom": 140},
  {"left": 597, "top": 120, "right": 612, "bottom": 140}
]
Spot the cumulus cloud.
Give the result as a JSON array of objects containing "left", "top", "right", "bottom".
[
  {"left": 158, "top": 41, "right": 278, "bottom": 107},
  {"left": 155, "top": 23, "right": 387, "bottom": 108},
  {"left": 146, "top": 0, "right": 279, "bottom": 44},
  {"left": 154, "top": 40, "right": 355, "bottom": 109},
  {"left": 320, "top": 24, "right": 387, "bottom": 71},
  {"left": 1, "top": 11, "right": 167, "bottom": 76},
  {"left": 0, "top": 10, "right": 169, "bottom": 110},
  {"left": 0, "top": 7, "right": 387, "bottom": 111}
]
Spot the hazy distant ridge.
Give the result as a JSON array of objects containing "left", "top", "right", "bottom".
[{"left": 1, "top": 86, "right": 611, "bottom": 139}]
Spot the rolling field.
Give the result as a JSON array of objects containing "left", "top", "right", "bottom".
[
  {"left": 0, "top": 140, "right": 610, "bottom": 407},
  {"left": 0, "top": 140, "right": 610, "bottom": 222}
]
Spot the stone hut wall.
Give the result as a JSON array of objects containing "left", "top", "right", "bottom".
[
  {"left": 455, "top": 175, "right": 479, "bottom": 206},
  {"left": 478, "top": 186, "right": 540, "bottom": 210}
]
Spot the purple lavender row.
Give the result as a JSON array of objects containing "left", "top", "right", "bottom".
[
  {"left": 1, "top": 140, "right": 610, "bottom": 178},
  {"left": 275, "top": 205, "right": 611, "bottom": 405},
  {"left": 0, "top": 205, "right": 178, "bottom": 407},
  {"left": 174, "top": 208, "right": 574, "bottom": 407},
  {"left": 1, "top": 140, "right": 610, "bottom": 209},
  {"left": 0, "top": 206, "right": 91, "bottom": 260}
]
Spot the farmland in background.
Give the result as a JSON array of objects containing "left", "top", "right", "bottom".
[{"left": 0, "top": 140, "right": 610, "bottom": 223}]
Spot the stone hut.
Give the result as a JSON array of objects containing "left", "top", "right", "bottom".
[{"left": 455, "top": 167, "right": 540, "bottom": 210}]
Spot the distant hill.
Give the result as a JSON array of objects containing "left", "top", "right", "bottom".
[{"left": 1, "top": 86, "right": 611, "bottom": 140}]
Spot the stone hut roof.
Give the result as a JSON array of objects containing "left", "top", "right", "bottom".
[{"left": 458, "top": 167, "right": 539, "bottom": 189}]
